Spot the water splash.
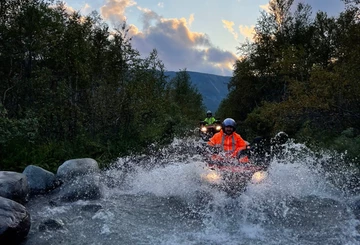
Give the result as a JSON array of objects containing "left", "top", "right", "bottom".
[{"left": 24, "top": 136, "right": 360, "bottom": 245}]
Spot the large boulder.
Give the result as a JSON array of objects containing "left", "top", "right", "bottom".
[
  {"left": 0, "top": 196, "right": 31, "bottom": 244},
  {"left": 23, "top": 165, "right": 57, "bottom": 195},
  {"left": 56, "top": 158, "right": 100, "bottom": 182},
  {"left": 58, "top": 175, "right": 103, "bottom": 202},
  {"left": 0, "top": 171, "right": 29, "bottom": 204}
]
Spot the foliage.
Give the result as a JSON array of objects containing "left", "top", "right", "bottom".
[
  {"left": 167, "top": 70, "right": 205, "bottom": 121},
  {"left": 217, "top": 0, "right": 360, "bottom": 163},
  {"left": 0, "top": 0, "right": 204, "bottom": 172}
]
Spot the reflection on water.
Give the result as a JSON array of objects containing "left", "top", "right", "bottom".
[{"left": 24, "top": 137, "right": 360, "bottom": 245}]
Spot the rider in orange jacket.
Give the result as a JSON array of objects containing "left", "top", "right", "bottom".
[{"left": 207, "top": 118, "right": 249, "bottom": 162}]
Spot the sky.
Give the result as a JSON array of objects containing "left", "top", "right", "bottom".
[{"left": 63, "top": 0, "right": 346, "bottom": 76}]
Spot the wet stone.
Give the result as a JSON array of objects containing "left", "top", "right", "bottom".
[
  {"left": 38, "top": 219, "right": 65, "bottom": 231},
  {"left": 81, "top": 204, "right": 103, "bottom": 213}
]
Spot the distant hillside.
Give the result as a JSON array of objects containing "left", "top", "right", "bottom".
[{"left": 165, "top": 71, "right": 230, "bottom": 113}]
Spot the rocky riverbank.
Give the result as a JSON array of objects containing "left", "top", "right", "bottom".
[{"left": 0, "top": 158, "right": 104, "bottom": 244}]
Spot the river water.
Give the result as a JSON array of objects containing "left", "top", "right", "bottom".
[{"left": 23, "top": 137, "right": 360, "bottom": 245}]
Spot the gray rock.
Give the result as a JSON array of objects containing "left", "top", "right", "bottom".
[
  {"left": 23, "top": 165, "right": 56, "bottom": 194},
  {"left": 0, "top": 171, "right": 29, "bottom": 204},
  {"left": 38, "top": 218, "right": 65, "bottom": 231},
  {"left": 0, "top": 196, "right": 31, "bottom": 244},
  {"left": 56, "top": 158, "right": 100, "bottom": 182},
  {"left": 81, "top": 204, "right": 103, "bottom": 213},
  {"left": 59, "top": 175, "right": 103, "bottom": 202}
]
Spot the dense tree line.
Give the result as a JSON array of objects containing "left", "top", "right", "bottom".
[
  {"left": 0, "top": 0, "right": 204, "bottom": 172},
  {"left": 217, "top": 0, "right": 360, "bottom": 160}
]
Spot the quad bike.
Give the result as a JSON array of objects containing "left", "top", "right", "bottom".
[
  {"left": 200, "top": 145, "right": 268, "bottom": 197},
  {"left": 198, "top": 120, "right": 222, "bottom": 141}
]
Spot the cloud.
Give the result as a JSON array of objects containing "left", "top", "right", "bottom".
[
  {"left": 259, "top": 3, "right": 270, "bottom": 13},
  {"left": 50, "top": 3, "right": 75, "bottom": 15},
  {"left": 95, "top": 0, "right": 236, "bottom": 76},
  {"left": 100, "top": 0, "right": 137, "bottom": 23},
  {"left": 239, "top": 25, "right": 255, "bottom": 40},
  {"left": 222, "top": 20, "right": 238, "bottom": 40},
  {"left": 65, "top": 5, "right": 76, "bottom": 14},
  {"left": 81, "top": 3, "right": 92, "bottom": 15},
  {"left": 205, "top": 48, "right": 237, "bottom": 71},
  {"left": 223, "top": 20, "right": 255, "bottom": 41},
  {"left": 137, "top": 7, "right": 161, "bottom": 30},
  {"left": 189, "top": 14, "right": 195, "bottom": 26},
  {"left": 50, "top": 3, "right": 88, "bottom": 22},
  {"left": 157, "top": 2, "right": 164, "bottom": 8},
  {"left": 130, "top": 13, "right": 237, "bottom": 76},
  {"left": 128, "top": 23, "right": 140, "bottom": 35}
]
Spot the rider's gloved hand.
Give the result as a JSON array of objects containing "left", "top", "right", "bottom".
[{"left": 237, "top": 145, "right": 251, "bottom": 159}]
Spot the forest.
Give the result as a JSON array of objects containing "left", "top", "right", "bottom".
[
  {"left": 1, "top": 0, "right": 360, "bottom": 172},
  {"left": 0, "top": 0, "right": 204, "bottom": 171},
  {"left": 217, "top": 0, "right": 360, "bottom": 162}
]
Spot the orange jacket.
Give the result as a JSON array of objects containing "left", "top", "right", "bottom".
[{"left": 207, "top": 130, "right": 248, "bottom": 158}]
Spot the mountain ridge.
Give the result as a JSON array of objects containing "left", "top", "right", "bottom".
[{"left": 165, "top": 71, "right": 231, "bottom": 112}]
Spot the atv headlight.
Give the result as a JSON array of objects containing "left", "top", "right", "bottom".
[
  {"left": 201, "top": 126, "right": 207, "bottom": 132},
  {"left": 215, "top": 125, "right": 221, "bottom": 131},
  {"left": 251, "top": 171, "right": 267, "bottom": 184},
  {"left": 201, "top": 171, "right": 221, "bottom": 184}
]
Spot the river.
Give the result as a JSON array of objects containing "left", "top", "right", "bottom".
[{"left": 23, "top": 137, "right": 360, "bottom": 245}]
